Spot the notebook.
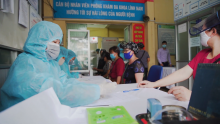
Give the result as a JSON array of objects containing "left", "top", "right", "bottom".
[
  {"left": 87, "top": 106, "right": 138, "bottom": 124},
  {"left": 188, "top": 63, "right": 220, "bottom": 118}
]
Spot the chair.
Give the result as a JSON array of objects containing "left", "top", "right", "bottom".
[{"left": 147, "top": 65, "right": 163, "bottom": 89}]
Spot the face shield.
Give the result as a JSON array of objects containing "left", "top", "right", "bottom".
[{"left": 189, "top": 11, "right": 220, "bottom": 36}]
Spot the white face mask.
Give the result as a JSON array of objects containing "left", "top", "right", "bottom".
[
  {"left": 58, "top": 58, "right": 65, "bottom": 65},
  {"left": 46, "top": 42, "right": 60, "bottom": 60},
  {"left": 200, "top": 31, "right": 210, "bottom": 47}
]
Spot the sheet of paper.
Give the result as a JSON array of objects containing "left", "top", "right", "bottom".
[
  {"left": 178, "top": 23, "right": 187, "bottom": 33},
  {"left": 18, "top": 0, "right": 28, "bottom": 28},
  {"left": 1, "top": 0, "right": 14, "bottom": 14},
  {"left": 0, "top": 88, "right": 85, "bottom": 124},
  {"left": 86, "top": 92, "right": 140, "bottom": 106},
  {"left": 28, "top": 0, "right": 38, "bottom": 12},
  {"left": 30, "top": 6, "right": 42, "bottom": 29},
  {"left": 190, "top": 37, "right": 201, "bottom": 47}
]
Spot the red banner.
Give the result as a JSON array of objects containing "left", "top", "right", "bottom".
[
  {"left": 132, "top": 23, "right": 145, "bottom": 48},
  {"left": 102, "top": 0, "right": 147, "bottom": 3}
]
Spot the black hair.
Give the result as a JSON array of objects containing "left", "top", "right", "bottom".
[
  {"left": 137, "top": 43, "right": 144, "bottom": 49},
  {"left": 205, "top": 10, "right": 220, "bottom": 35},
  {"left": 101, "top": 50, "right": 107, "bottom": 58},
  {"left": 109, "top": 46, "right": 120, "bottom": 57},
  {"left": 162, "top": 41, "right": 167, "bottom": 44},
  {"left": 103, "top": 52, "right": 111, "bottom": 61}
]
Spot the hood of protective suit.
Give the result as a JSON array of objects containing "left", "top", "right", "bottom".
[
  {"left": 65, "top": 50, "right": 76, "bottom": 64},
  {"left": 23, "top": 21, "right": 63, "bottom": 61},
  {"left": 55, "top": 46, "right": 68, "bottom": 62}
]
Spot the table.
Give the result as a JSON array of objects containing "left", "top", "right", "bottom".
[
  {"left": 0, "top": 76, "right": 189, "bottom": 124},
  {"left": 162, "top": 67, "right": 176, "bottom": 89}
]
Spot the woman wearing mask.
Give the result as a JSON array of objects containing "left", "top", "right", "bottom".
[
  {"left": 0, "top": 21, "right": 116, "bottom": 111},
  {"left": 61, "top": 49, "right": 80, "bottom": 79},
  {"left": 109, "top": 46, "right": 125, "bottom": 84},
  {"left": 120, "top": 42, "right": 144, "bottom": 83},
  {"left": 138, "top": 11, "right": 220, "bottom": 101},
  {"left": 93, "top": 52, "right": 112, "bottom": 78}
]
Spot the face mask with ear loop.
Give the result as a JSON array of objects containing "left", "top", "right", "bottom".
[
  {"left": 190, "top": 11, "right": 220, "bottom": 46},
  {"left": 46, "top": 42, "right": 60, "bottom": 60},
  {"left": 200, "top": 31, "right": 210, "bottom": 47}
]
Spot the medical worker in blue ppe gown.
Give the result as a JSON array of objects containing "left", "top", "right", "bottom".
[
  {"left": 60, "top": 48, "right": 80, "bottom": 79},
  {"left": 0, "top": 21, "right": 116, "bottom": 111},
  {"left": 117, "top": 43, "right": 125, "bottom": 61},
  {"left": 55, "top": 46, "right": 68, "bottom": 66}
]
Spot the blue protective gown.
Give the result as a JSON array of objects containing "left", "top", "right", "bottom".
[
  {"left": 60, "top": 49, "right": 80, "bottom": 79},
  {"left": 0, "top": 21, "right": 100, "bottom": 111}
]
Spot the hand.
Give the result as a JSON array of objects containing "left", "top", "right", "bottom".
[
  {"left": 160, "top": 63, "right": 164, "bottom": 66},
  {"left": 99, "top": 82, "right": 117, "bottom": 96},
  {"left": 93, "top": 67, "right": 97, "bottom": 70},
  {"left": 168, "top": 86, "right": 192, "bottom": 101},
  {"left": 170, "top": 64, "right": 172, "bottom": 67},
  {"left": 138, "top": 81, "right": 156, "bottom": 88}
]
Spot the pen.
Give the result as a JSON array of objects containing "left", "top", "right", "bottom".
[{"left": 123, "top": 89, "right": 139, "bottom": 93}]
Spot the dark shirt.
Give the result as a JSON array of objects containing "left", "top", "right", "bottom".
[
  {"left": 136, "top": 50, "right": 150, "bottom": 68},
  {"left": 97, "top": 58, "right": 105, "bottom": 74},
  {"left": 124, "top": 59, "right": 144, "bottom": 84}
]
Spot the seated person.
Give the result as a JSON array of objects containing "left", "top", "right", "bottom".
[
  {"left": 109, "top": 46, "right": 125, "bottom": 84},
  {"left": 60, "top": 48, "right": 80, "bottom": 79},
  {"left": 0, "top": 21, "right": 114, "bottom": 111},
  {"left": 93, "top": 52, "right": 112, "bottom": 78},
  {"left": 120, "top": 42, "right": 144, "bottom": 83},
  {"left": 138, "top": 11, "right": 220, "bottom": 101}
]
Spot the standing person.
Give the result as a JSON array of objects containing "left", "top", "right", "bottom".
[
  {"left": 138, "top": 11, "right": 220, "bottom": 101},
  {"left": 93, "top": 52, "right": 112, "bottom": 78},
  {"left": 109, "top": 46, "right": 125, "bottom": 84},
  {"left": 157, "top": 41, "right": 172, "bottom": 67},
  {"left": 96, "top": 49, "right": 106, "bottom": 75},
  {"left": 136, "top": 43, "right": 150, "bottom": 80},
  {"left": 120, "top": 42, "right": 144, "bottom": 83}
]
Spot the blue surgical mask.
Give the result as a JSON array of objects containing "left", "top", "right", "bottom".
[
  {"left": 162, "top": 45, "right": 167, "bottom": 48},
  {"left": 110, "top": 54, "right": 116, "bottom": 60},
  {"left": 124, "top": 51, "right": 133, "bottom": 60}
]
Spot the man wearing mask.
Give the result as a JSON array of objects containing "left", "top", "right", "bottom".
[{"left": 157, "top": 41, "right": 172, "bottom": 67}]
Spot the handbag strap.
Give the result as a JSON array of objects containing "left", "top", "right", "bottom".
[{"left": 213, "top": 58, "right": 220, "bottom": 64}]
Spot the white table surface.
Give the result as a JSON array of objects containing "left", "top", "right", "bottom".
[{"left": 0, "top": 76, "right": 189, "bottom": 124}]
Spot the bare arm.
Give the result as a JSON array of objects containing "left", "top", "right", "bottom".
[
  {"left": 147, "top": 58, "right": 150, "bottom": 62},
  {"left": 116, "top": 76, "right": 122, "bottom": 84},
  {"left": 138, "top": 65, "right": 193, "bottom": 88},
  {"left": 135, "top": 73, "right": 144, "bottom": 83}
]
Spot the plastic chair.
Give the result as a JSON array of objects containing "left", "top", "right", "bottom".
[{"left": 147, "top": 65, "right": 163, "bottom": 89}]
